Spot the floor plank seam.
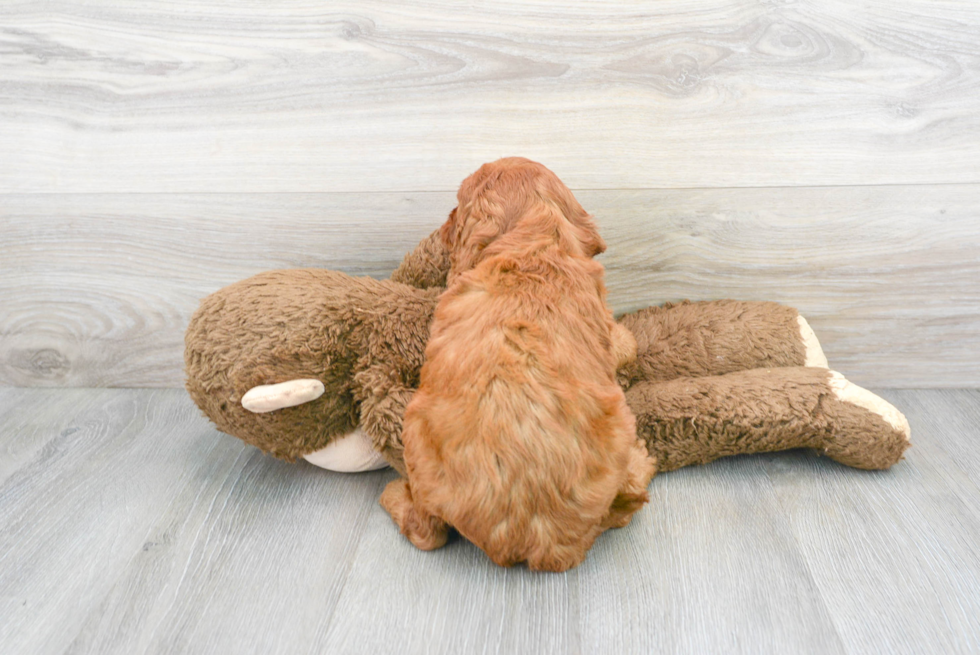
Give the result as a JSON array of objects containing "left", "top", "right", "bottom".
[
  {"left": 140, "top": 446, "right": 254, "bottom": 650},
  {"left": 314, "top": 473, "right": 391, "bottom": 647},
  {"left": 2, "top": 180, "right": 980, "bottom": 197},
  {"left": 761, "top": 459, "right": 852, "bottom": 654}
]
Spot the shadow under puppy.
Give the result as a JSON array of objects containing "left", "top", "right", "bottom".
[{"left": 380, "top": 158, "right": 656, "bottom": 572}]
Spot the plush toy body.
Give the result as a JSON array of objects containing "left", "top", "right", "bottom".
[{"left": 185, "top": 231, "right": 910, "bottom": 477}]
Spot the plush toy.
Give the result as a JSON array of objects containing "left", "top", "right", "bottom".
[{"left": 185, "top": 229, "right": 910, "bottom": 477}]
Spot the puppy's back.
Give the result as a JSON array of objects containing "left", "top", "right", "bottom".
[{"left": 404, "top": 254, "right": 636, "bottom": 571}]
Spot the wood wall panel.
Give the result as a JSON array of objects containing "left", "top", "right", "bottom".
[
  {"left": 1, "top": 1, "right": 978, "bottom": 192},
  {"left": 2, "top": 186, "right": 975, "bottom": 388}
]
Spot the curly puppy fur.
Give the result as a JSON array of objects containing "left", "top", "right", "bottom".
[{"left": 380, "top": 158, "right": 656, "bottom": 572}]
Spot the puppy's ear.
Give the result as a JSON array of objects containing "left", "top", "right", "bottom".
[
  {"left": 536, "top": 169, "right": 606, "bottom": 257},
  {"left": 439, "top": 208, "right": 459, "bottom": 249},
  {"left": 448, "top": 210, "right": 500, "bottom": 279},
  {"left": 566, "top": 210, "right": 606, "bottom": 257}
]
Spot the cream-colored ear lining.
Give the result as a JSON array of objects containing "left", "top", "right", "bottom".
[{"left": 241, "top": 379, "right": 325, "bottom": 413}]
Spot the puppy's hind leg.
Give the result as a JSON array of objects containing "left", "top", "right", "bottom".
[
  {"left": 380, "top": 478, "right": 449, "bottom": 551},
  {"left": 602, "top": 439, "right": 657, "bottom": 530}
]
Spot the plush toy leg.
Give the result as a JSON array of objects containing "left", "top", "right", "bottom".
[
  {"left": 627, "top": 367, "right": 910, "bottom": 473},
  {"left": 380, "top": 478, "right": 449, "bottom": 551},
  {"left": 390, "top": 228, "right": 450, "bottom": 289},
  {"left": 359, "top": 386, "right": 414, "bottom": 476},
  {"left": 617, "top": 300, "right": 827, "bottom": 384}
]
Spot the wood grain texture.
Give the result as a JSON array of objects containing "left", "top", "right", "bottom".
[
  {"left": 2, "top": 388, "right": 979, "bottom": 654},
  {"left": 2, "top": 185, "right": 977, "bottom": 388},
  {"left": 0, "top": 192, "right": 453, "bottom": 387},
  {"left": 762, "top": 389, "right": 980, "bottom": 654},
  {"left": 0, "top": 389, "right": 216, "bottom": 654},
  {"left": 598, "top": 185, "right": 980, "bottom": 388},
  {"left": 0, "top": 388, "right": 380, "bottom": 655},
  {"left": 1, "top": 1, "right": 979, "bottom": 192},
  {"left": 0, "top": 387, "right": 90, "bottom": 486},
  {"left": 575, "top": 458, "right": 845, "bottom": 654},
  {"left": 66, "top": 454, "right": 381, "bottom": 655},
  {"left": 321, "top": 493, "right": 581, "bottom": 655}
]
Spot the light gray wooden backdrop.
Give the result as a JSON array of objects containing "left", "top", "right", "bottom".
[{"left": 2, "top": 0, "right": 979, "bottom": 388}]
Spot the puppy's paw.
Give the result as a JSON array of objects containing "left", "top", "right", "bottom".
[
  {"left": 380, "top": 479, "right": 449, "bottom": 551},
  {"left": 603, "top": 439, "right": 656, "bottom": 530},
  {"left": 611, "top": 322, "right": 638, "bottom": 369},
  {"left": 527, "top": 545, "right": 588, "bottom": 573}
]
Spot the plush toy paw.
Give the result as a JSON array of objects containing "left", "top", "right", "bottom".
[
  {"left": 820, "top": 371, "right": 911, "bottom": 469},
  {"left": 302, "top": 428, "right": 390, "bottom": 472},
  {"left": 827, "top": 371, "right": 910, "bottom": 439}
]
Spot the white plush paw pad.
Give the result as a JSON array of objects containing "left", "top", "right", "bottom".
[
  {"left": 828, "top": 371, "right": 911, "bottom": 442},
  {"left": 303, "top": 428, "right": 390, "bottom": 472},
  {"left": 797, "top": 316, "right": 829, "bottom": 368},
  {"left": 241, "top": 379, "right": 325, "bottom": 413}
]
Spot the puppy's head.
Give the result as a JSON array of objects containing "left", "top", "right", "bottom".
[{"left": 440, "top": 158, "right": 605, "bottom": 281}]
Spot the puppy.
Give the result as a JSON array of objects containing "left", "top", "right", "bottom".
[{"left": 380, "top": 158, "right": 656, "bottom": 572}]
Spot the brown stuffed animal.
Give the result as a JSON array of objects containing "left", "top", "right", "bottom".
[{"left": 185, "top": 230, "right": 910, "bottom": 478}]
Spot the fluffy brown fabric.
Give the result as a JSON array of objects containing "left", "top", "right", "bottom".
[
  {"left": 185, "top": 266, "right": 909, "bottom": 475},
  {"left": 390, "top": 228, "right": 449, "bottom": 289},
  {"left": 185, "top": 270, "right": 439, "bottom": 467},
  {"left": 618, "top": 299, "right": 805, "bottom": 385},
  {"left": 628, "top": 367, "right": 910, "bottom": 472},
  {"left": 382, "top": 158, "right": 654, "bottom": 572}
]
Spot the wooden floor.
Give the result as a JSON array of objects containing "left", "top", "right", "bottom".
[{"left": 1, "top": 387, "right": 978, "bottom": 654}]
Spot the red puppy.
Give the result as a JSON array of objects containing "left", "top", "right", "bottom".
[{"left": 381, "top": 158, "right": 655, "bottom": 571}]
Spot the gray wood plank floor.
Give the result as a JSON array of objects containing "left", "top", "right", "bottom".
[{"left": 2, "top": 387, "right": 978, "bottom": 654}]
